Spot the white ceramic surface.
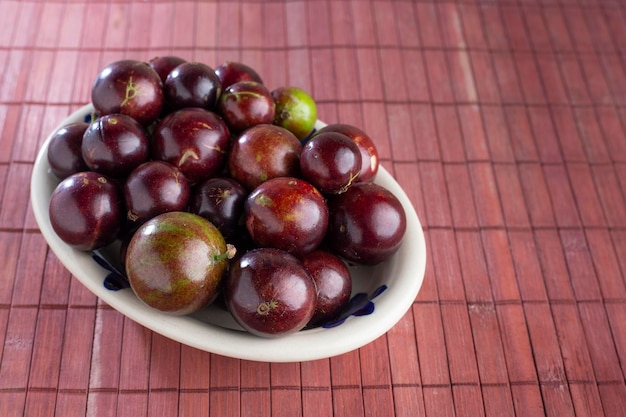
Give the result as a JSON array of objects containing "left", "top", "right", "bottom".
[{"left": 30, "top": 104, "right": 427, "bottom": 362}]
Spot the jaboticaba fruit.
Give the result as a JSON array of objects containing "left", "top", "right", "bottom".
[
  {"left": 245, "top": 177, "right": 329, "bottom": 258},
  {"left": 150, "top": 107, "right": 231, "bottom": 184},
  {"left": 49, "top": 171, "right": 124, "bottom": 251},
  {"left": 125, "top": 211, "right": 233, "bottom": 315},
  {"left": 224, "top": 247, "right": 317, "bottom": 337},
  {"left": 314, "top": 123, "right": 379, "bottom": 183},
  {"left": 326, "top": 182, "right": 406, "bottom": 265},
  {"left": 91, "top": 59, "right": 164, "bottom": 126}
]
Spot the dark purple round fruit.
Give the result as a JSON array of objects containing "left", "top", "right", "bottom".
[
  {"left": 125, "top": 211, "right": 231, "bottom": 315},
  {"left": 124, "top": 161, "right": 191, "bottom": 225},
  {"left": 214, "top": 61, "right": 263, "bottom": 89},
  {"left": 148, "top": 55, "right": 187, "bottom": 84},
  {"left": 164, "top": 62, "right": 222, "bottom": 111},
  {"left": 326, "top": 183, "right": 406, "bottom": 265},
  {"left": 315, "top": 124, "right": 379, "bottom": 183},
  {"left": 300, "top": 132, "right": 362, "bottom": 195},
  {"left": 91, "top": 59, "right": 164, "bottom": 126},
  {"left": 190, "top": 177, "right": 248, "bottom": 241},
  {"left": 47, "top": 122, "right": 89, "bottom": 179},
  {"left": 224, "top": 248, "right": 317, "bottom": 337},
  {"left": 151, "top": 108, "right": 231, "bottom": 183},
  {"left": 81, "top": 114, "right": 150, "bottom": 178},
  {"left": 228, "top": 124, "right": 302, "bottom": 191},
  {"left": 302, "top": 250, "right": 352, "bottom": 327},
  {"left": 217, "top": 80, "right": 275, "bottom": 133},
  {"left": 245, "top": 177, "right": 328, "bottom": 257},
  {"left": 49, "top": 171, "right": 123, "bottom": 251}
]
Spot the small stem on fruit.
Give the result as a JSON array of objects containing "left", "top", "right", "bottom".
[
  {"left": 211, "top": 244, "right": 237, "bottom": 263},
  {"left": 337, "top": 170, "right": 359, "bottom": 194},
  {"left": 257, "top": 300, "right": 278, "bottom": 316},
  {"left": 127, "top": 210, "right": 139, "bottom": 222},
  {"left": 226, "top": 244, "right": 237, "bottom": 259},
  {"left": 121, "top": 76, "right": 141, "bottom": 108}
]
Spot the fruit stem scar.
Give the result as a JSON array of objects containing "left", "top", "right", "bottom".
[
  {"left": 279, "top": 109, "right": 290, "bottom": 121},
  {"left": 179, "top": 149, "right": 200, "bottom": 165},
  {"left": 254, "top": 193, "right": 274, "bottom": 207},
  {"left": 121, "top": 75, "right": 141, "bottom": 107},
  {"left": 234, "top": 91, "right": 265, "bottom": 101},
  {"left": 338, "top": 170, "right": 359, "bottom": 194},
  {"left": 127, "top": 210, "right": 139, "bottom": 222},
  {"left": 257, "top": 300, "right": 278, "bottom": 315},
  {"left": 203, "top": 144, "right": 226, "bottom": 154}
]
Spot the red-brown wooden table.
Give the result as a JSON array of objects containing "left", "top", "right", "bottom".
[{"left": 1, "top": 1, "right": 625, "bottom": 416}]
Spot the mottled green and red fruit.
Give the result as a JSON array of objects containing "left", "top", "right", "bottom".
[
  {"left": 125, "top": 211, "right": 232, "bottom": 315},
  {"left": 272, "top": 86, "right": 317, "bottom": 140},
  {"left": 49, "top": 171, "right": 123, "bottom": 251},
  {"left": 224, "top": 248, "right": 317, "bottom": 337},
  {"left": 91, "top": 59, "right": 164, "bottom": 126}
]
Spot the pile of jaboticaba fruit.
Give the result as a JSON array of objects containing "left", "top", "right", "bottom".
[{"left": 47, "top": 57, "right": 407, "bottom": 337}]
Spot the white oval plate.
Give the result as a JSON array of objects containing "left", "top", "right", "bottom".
[{"left": 30, "top": 104, "right": 426, "bottom": 362}]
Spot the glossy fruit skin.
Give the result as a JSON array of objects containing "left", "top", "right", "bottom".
[
  {"left": 125, "top": 211, "right": 229, "bottom": 315},
  {"left": 190, "top": 177, "right": 248, "bottom": 241},
  {"left": 91, "top": 59, "right": 164, "bottom": 126},
  {"left": 218, "top": 81, "right": 275, "bottom": 133},
  {"left": 315, "top": 124, "right": 379, "bottom": 183},
  {"left": 164, "top": 62, "right": 222, "bottom": 111},
  {"left": 326, "top": 183, "right": 406, "bottom": 265},
  {"left": 272, "top": 86, "right": 317, "bottom": 140},
  {"left": 47, "top": 122, "right": 89, "bottom": 179},
  {"left": 228, "top": 124, "right": 302, "bottom": 191},
  {"left": 214, "top": 61, "right": 263, "bottom": 89},
  {"left": 81, "top": 114, "right": 150, "bottom": 178},
  {"left": 49, "top": 171, "right": 123, "bottom": 251},
  {"left": 300, "top": 132, "right": 362, "bottom": 195},
  {"left": 245, "top": 177, "right": 329, "bottom": 257},
  {"left": 151, "top": 108, "right": 231, "bottom": 184},
  {"left": 124, "top": 161, "right": 191, "bottom": 225},
  {"left": 224, "top": 248, "right": 317, "bottom": 337},
  {"left": 302, "top": 250, "right": 352, "bottom": 327},
  {"left": 148, "top": 55, "right": 187, "bottom": 84}
]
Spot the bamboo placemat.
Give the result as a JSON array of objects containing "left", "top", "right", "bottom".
[{"left": 1, "top": 0, "right": 625, "bottom": 415}]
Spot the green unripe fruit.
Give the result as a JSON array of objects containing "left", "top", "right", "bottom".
[{"left": 272, "top": 86, "right": 317, "bottom": 140}]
